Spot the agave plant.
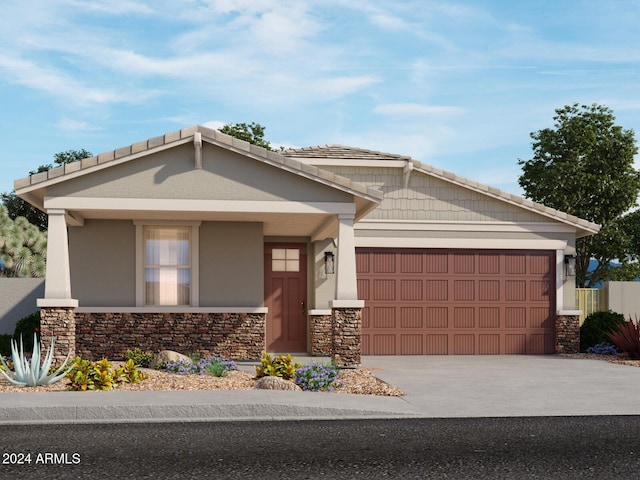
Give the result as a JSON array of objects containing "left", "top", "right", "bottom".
[{"left": 0, "top": 333, "right": 72, "bottom": 387}]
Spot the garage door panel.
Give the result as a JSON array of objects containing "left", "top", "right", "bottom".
[
  {"left": 373, "top": 307, "right": 396, "bottom": 328},
  {"left": 359, "top": 249, "right": 555, "bottom": 355},
  {"left": 479, "top": 307, "right": 500, "bottom": 328},
  {"left": 454, "top": 280, "right": 475, "bottom": 301},
  {"left": 401, "top": 307, "right": 423, "bottom": 329},
  {"left": 454, "top": 334, "right": 475, "bottom": 354},
  {"left": 426, "top": 307, "right": 449, "bottom": 328},
  {"left": 426, "top": 280, "right": 448, "bottom": 300},
  {"left": 479, "top": 334, "right": 500, "bottom": 354},
  {"left": 373, "top": 334, "right": 395, "bottom": 354},
  {"left": 426, "top": 334, "right": 448, "bottom": 354},
  {"left": 454, "top": 307, "right": 475, "bottom": 328},
  {"left": 401, "top": 334, "right": 423, "bottom": 355},
  {"left": 401, "top": 279, "right": 423, "bottom": 300}
]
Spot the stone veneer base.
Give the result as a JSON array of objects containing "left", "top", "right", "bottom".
[
  {"left": 75, "top": 312, "right": 266, "bottom": 360},
  {"left": 331, "top": 308, "right": 362, "bottom": 367},
  {"left": 555, "top": 314, "right": 580, "bottom": 354},
  {"left": 309, "top": 314, "right": 332, "bottom": 356}
]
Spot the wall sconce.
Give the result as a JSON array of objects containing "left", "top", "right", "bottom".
[
  {"left": 564, "top": 255, "right": 577, "bottom": 277},
  {"left": 324, "top": 251, "right": 335, "bottom": 275}
]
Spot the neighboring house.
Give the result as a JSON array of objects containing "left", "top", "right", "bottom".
[{"left": 14, "top": 126, "right": 599, "bottom": 366}]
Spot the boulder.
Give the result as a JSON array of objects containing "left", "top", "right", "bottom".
[
  {"left": 149, "top": 350, "right": 192, "bottom": 370},
  {"left": 254, "top": 376, "right": 302, "bottom": 391}
]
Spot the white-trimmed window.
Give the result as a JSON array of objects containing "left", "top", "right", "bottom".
[{"left": 135, "top": 221, "right": 200, "bottom": 307}]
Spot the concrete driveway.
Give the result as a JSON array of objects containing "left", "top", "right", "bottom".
[{"left": 361, "top": 355, "right": 640, "bottom": 417}]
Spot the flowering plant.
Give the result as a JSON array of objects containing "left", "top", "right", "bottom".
[
  {"left": 586, "top": 342, "right": 619, "bottom": 356},
  {"left": 294, "top": 362, "right": 341, "bottom": 391},
  {"left": 163, "top": 354, "right": 237, "bottom": 377}
]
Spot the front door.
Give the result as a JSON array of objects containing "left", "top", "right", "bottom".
[{"left": 264, "top": 243, "right": 307, "bottom": 352}]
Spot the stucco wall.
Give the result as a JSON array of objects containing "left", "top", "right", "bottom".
[
  {"left": 48, "top": 143, "right": 352, "bottom": 203},
  {"left": 604, "top": 281, "right": 640, "bottom": 319},
  {"left": 69, "top": 220, "right": 264, "bottom": 307},
  {"left": 0, "top": 278, "right": 44, "bottom": 334},
  {"left": 199, "top": 221, "right": 264, "bottom": 306},
  {"left": 69, "top": 220, "right": 136, "bottom": 306}
]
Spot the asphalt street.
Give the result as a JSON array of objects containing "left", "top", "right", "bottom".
[{"left": 2, "top": 416, "right": 640, "bottom": 479}]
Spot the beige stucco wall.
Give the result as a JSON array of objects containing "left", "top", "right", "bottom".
[
  {"left": 312, "top": 239, "right": 336, "bottom": 310},
  {"left": 604, "top": 281, "right": 640, "bottom": 319},
  {"left": 48, "top": 143, "right": 353, "bottom": 203},
  {"left": 0, "top": 278, "right": 44, "bottom": 334},
  {"left": 69, "top": 220, "right": 265, "bottom": 307},
  {"left": 199, "top": 222, "right": 263, "bottom": 306},
  {"left": 326, "top": 166, "right": 554, "bottom": 223},
  {"left": 69, "top": 220, "right": 136, "bottom": 306}
]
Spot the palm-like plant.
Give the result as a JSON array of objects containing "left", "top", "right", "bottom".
[{"left": 0, "top": 334, "right": 72, "bottom": 387}]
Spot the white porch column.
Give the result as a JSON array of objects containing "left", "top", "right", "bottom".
[
  {"left": 37, "top": 209, "right": 78, "bottom": 308},
  {"left": 331, "top": 214, "right": 363, "bottom": 307}
]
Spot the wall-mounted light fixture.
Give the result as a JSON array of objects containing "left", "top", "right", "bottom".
[
  {"left": 564, "top": 254, "right": 577, "bottom": 277},
  {"left": 324, "top": 251, "right": 335, "bottom": 275}
]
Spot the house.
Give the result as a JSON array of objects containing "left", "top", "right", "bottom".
[{"left": 14, "top": 126, "right": 599, "bottom": 366}]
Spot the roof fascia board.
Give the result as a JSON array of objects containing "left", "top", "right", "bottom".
[
  {"left": 15, "top": 138, "right": 193, "bottom": 195},
  {"left": 43, "top": 196, "right": 358, "bottom": 215},
  {"left": 295, "top": 158, "right": 407, "bottom": 168},
  {"left": 357, "top": 220, "right": 579, "bottom": 234}
]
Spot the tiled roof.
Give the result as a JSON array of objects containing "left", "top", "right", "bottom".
[
  {"left": 285, "top": 144, "right": 411, "bottom": 161},
  {"left": 283, "top": 145, "right": 601, "bottom": 235},
  {"left": 14, "top": 126, "right": 383, "bottom": 203}
]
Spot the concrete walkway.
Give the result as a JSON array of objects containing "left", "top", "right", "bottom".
[{"left": 1, "top": 355, "right": 640, "bottom": 424}]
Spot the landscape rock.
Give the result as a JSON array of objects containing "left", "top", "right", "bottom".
[
  {"left": 254, "top": 376, "right": 302, "bottom": 391},
  {"left": 149, "top": 350, "right": 192, "bottom": 370}
]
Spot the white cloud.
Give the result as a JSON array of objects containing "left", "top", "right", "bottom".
[
  {"left": 374, "top": 103, "right": 465, "bottom": 116},
  {"left": 55, "top": 118, "right": 100, "bottom": 132},
  {"left": 202, "top": 120, "right": 226, "bottom": 131}
]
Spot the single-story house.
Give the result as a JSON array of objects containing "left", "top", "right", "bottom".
[{"left": 14, "top": 126, "right": 599, "bottom": 366}]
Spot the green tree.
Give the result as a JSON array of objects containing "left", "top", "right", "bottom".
[
  {"left": 0, "top": 205, "right": 46, "bottom": 277},
  {"left": 218, "top": 122, "right": 273, "bottom": 150},
  {"left": 1, "top": 149, "right": 92, "bottom": 230},
  {"left": 518, "top": 103, "right": 640, "bottom": 287}
]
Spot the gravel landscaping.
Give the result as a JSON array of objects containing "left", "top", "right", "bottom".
[{"left": 0, "top": 364, "right": 405, "bottom": 396}]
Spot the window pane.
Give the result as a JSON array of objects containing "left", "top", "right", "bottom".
[
  {"left": 146, "top": 227, "right": 190, "bottom": 266},
  {"left": 271, "top": 248, "right": 300, "bottom": 272},
  {"left": 145, "top": 268, "right": 190, "bottom": 306}
]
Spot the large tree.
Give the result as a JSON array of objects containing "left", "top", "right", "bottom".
[
  {"left": 218, "top": 122, "right": 273, "bottom": 151},
  {"left": 1, "top": 149, "right": 92, "bottom": 230},
  {"left": 0, "top": 206, "right": 46, "bottom": 277},
  {"left": 518, "top": 103, "right": 640, "bottom": 287}
]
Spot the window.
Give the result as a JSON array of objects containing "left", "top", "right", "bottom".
[
  {"left": 135, "top": 222, "right": 200, "bottom": 307},
  {"left": 272, "top": 248, "right": 300, "bottom": 272}
]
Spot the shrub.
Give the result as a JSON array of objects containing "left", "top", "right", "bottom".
[
  {"left": 124, "top": 348, "right": 154, "bottom": 368},
  {"left": 161, "top": 355, "right": 237, "bottom": 377},
  {"left": 121, "top": 359, "right": 150, "bottom": 384},
  {"left": 66, "top": 357, "right": 149, "bottom": 391},
  {"left": 13, "top": 312, "right": 41, "bottom": 352},
  {"left": 580, "top": 310, "right": 626, "bottom": 352},
  {"left": 607, "top": 316, "right": 640, "bottom": 359},
  {"left": 294, "top": 362, "right": 341, "bottom": 391},
  {"left": 0, "top": 334, "right": 12, "bottom": 357},
  {"left": 586, "top": 342, "right": 619, "bottom": 356},
  {"left": 254, "top": 352, "right": 301, "bottom": 380}
]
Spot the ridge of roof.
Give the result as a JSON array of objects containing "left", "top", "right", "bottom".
[
  {"left": 283, "top": 145, "right": 600, "bottom": 235},
  {"left": 14, "top": 126, "right": 383, "bottom": 203}
]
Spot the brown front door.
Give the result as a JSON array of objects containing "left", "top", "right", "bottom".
[{"left": 264, "top": 243, "right": 307, "bottom": 352}]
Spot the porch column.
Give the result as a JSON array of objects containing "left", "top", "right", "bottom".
[
  {"left": 37, "top": 209, "right": 77, "bottom": 363},
  {"left": 330, "top": 213, "right": 363, "bottom": 367}
]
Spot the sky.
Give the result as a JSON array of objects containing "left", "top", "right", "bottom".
[{"left": 1, "top": 0, "right": 639, "bottom": 197}]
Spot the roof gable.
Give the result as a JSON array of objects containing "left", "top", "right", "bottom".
[
  {"left": 15, "top": 127, "right": 383, "bottom": 205},
  {"left": 284, "top": 145, "right": 600, "bottom": 237}
]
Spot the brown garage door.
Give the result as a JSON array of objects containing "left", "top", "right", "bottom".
[{"left": 357, "top": 249, "right": 555, "bottom": 355}]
